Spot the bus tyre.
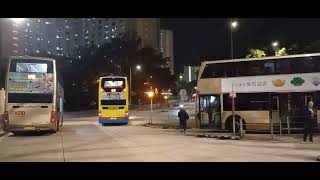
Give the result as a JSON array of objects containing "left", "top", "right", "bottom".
[{"left": 225, "top": 116, "right": 245, "bottom": 133}]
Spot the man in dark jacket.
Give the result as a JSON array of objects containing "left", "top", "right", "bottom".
[
  {"left": 303, "top": 100, "right": 315, "bottom": 142},
  {"left": 178, "top": 105, "right": 189, "bottom": 133}
]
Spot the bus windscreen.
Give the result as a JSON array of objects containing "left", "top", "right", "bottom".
[
  {"left": 16, "top": 63, "right": 48, "bottom": 73},
  {"left": 104, "top": 80, "right": 124, "bottom": 89}
]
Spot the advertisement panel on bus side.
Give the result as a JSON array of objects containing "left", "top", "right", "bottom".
[{"left": 221, "top": 73, "right": 320, "bottom": 93}]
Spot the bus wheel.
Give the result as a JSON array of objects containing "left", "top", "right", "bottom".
[{"left": 225, "top": 116, "right": 245, "bottom": 133}]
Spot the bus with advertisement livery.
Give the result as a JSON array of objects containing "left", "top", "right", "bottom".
[
  {"left": 3, "top": 56, "right": 64, "bottom": 133},
  {"left": 196, "top": 53, "right": 320, "bottom": 132},
  {"left": 98, "top": 76, "right": 129, "bottom": 125}
]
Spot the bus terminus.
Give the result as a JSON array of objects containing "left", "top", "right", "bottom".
[
  {"left": 98, "top": 76, "right": 129, "bottom": 125},
  {"left": 196, "top": 53, "right": 320, "bottom": 132},
  {"left": 3, "top": 56, "right": 64, "bottom": 133}
]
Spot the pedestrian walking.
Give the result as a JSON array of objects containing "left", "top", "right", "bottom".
[
  {"left": 178, "top": 105, "right": 189, "bottom": 133},
  {"left": 303, "top": 100, "right": 315, "bottom": 142}
]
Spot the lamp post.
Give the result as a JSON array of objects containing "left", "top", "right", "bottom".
[
  {"left": 148, "top": 91, "right": 154, "bottom": 124},
  {"left": 272, "top": 41, "right": 279, "bottom": 56},
  {"left": 230, "top": 20, "right": 238, "bottom": 59},
  {"left": 129, "top": 65, "right": 141, "bottom": 105}
]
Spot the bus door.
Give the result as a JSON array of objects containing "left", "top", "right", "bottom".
[
  {"left": 199, "top": 95, "right": 221, "bottom": 129},
  {"left": 271, "top": 96, "right": 280, "bottom": 124},
  {"left": 271, "top": 93, "right": 288, "bottom": 128}
]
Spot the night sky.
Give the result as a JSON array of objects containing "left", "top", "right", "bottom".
[{"left": 160, "top": 18, "right": 320, "bottom": 73}]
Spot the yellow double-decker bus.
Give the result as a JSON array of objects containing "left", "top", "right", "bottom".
[{"left": 98, "top": 76, "right": 129, "bottom": 125}]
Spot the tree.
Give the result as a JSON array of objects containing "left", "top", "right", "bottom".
[
  {"left": 275, "top": 47, "right": 288, "bottom": 56},
  {"left": 193, "top": 66, "right": 200, "bottom": 80},
  {"left": 246, "top": 49, "right": 266, "bottom": 58}
]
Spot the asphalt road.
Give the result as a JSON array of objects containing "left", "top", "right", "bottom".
[{"left": 0, "top": 110, "right": 319, "bottom": 162}]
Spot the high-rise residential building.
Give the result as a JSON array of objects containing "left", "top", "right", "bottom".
[
  {"left": 6, "top": 18, "right": 128, "bottom": 58},
  {"left": 183, "top": 66, "right": 197, "bottom": 82},
  {"left": 160, "top": 30, "right": 174, "bottom": 75},
  {"left": 1, "top": 18, "right": 160, "bottom": 59},
  {"left": 127, "top": 18, "right": 160, "bottom": 51}
]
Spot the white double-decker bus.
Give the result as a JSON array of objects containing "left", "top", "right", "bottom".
[
  {"left": 196, "top": 53, "right": 320, "bottom": 132},
  {"left": 3, "top": 56, "right": 64, "bottom": 133}
]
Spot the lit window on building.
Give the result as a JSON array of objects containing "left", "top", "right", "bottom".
[
  {"left": 66, "top": 38, "right": 70, "bottom": 41},
  {"left": 27, "top": 23, "right": 30, "bottom": 26},
  {"left": 47, "top": 51, "right": 51, "bottom": 55},
  {"left": 112, "top": 29, "right": 115, "bottom": 32},
  {"left": 75, "top": 34, "right": 78, "bottom": 37},
  {"left": 105, "top": 25, "right": 108, "bottom": 28},
  {"left": 13, "top": 37, "right": 18, "bottom": 40},
  {"left": 45, "top": 22, "right": 51, "bottom": 25},
  {"left": 37, "top": 38, "right": 40, "bottom": 41},
  {"left": 79, "top": 56, "right": 81, "bottom": 59},
  {"left": 85, "top": 36, "right": 88, "bottom": 39},
  {"left": 25, "top": 29, "right": 28, "bottom": 32},
  {"left": 36, "top": 50, "right": 40, "bottom": 53},
  {"left": 111, "top": 35, "right": 115, "bottom": 38},
  {"left": 38, "top": 19, "right": 40, "bottom": 22},
  {"left": 105, "top": 36, "right": 109, "bottom": 40},
  {"left": 25, "top": 48, "right": 28, "bottom": 52},
  {"left": 48, "top": 40, "right": 50, "bottom": 44},
  {"left": 97, "top": 45, "right": 100, "bottom": 48},
  {"left": 56, "top": 47, "right": 60, "bottom": 50},
  {"left": 56, "top": 35, "right": 60, "bottom": 38},
  {"left": 65, "top": 25, "right": 70, "bottom": 29}
]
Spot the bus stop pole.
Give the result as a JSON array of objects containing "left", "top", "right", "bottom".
[
  {"left": 232, "top": 96, "right": 235, "bottom": 135},
  {"left": 232, "top": 84, "right": 236, "bottom": 135}
]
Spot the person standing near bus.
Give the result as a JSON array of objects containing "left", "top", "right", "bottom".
[
  {"left": 303, "top": 100, "right": 315, "bottom": 142},
  {"left": 178, "top": 105, "right": 189, "bottom": 133}
]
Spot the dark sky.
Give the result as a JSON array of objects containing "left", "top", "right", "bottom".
[{"left": 160, "top": 18, "right": 320, "bottom": 73}]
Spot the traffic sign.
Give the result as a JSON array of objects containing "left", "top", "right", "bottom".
[
  {"left": 229, "top": 91, "right": 236, "bottom": 98},
  {"left": 179, "top": 89, "right": 187, "bottom": 96}
]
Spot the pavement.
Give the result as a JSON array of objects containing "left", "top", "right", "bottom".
[{"left": 0, "top": 108, "right": 319, "bottom": 162}]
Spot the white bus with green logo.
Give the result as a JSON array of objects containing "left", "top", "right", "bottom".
[
  {"left": 196, "top": 53, "right": 320, "bottom": 133},
  {"left": 3, "top": 56, "right": 64, "bottom": 133}
]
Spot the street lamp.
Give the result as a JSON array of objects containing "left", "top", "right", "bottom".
[
  {"left": 272, "top": 41, "right": 279, "bottom": 56},
  {"left": 136, "top": 65, "right": 141, "bottom": 71},
  {"left": 148, "top": 91, "right": 154, "bottom": 124},
  {"left": 230, "top": 20, "right": 238, "bottom": 59},
  {"left": 129, "top": 64, "right": 141, "bottom": 105}
]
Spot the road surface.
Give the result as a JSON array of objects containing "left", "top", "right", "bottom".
[{"left": 0, "top": 110, "right": 319, "bottom": 162}]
